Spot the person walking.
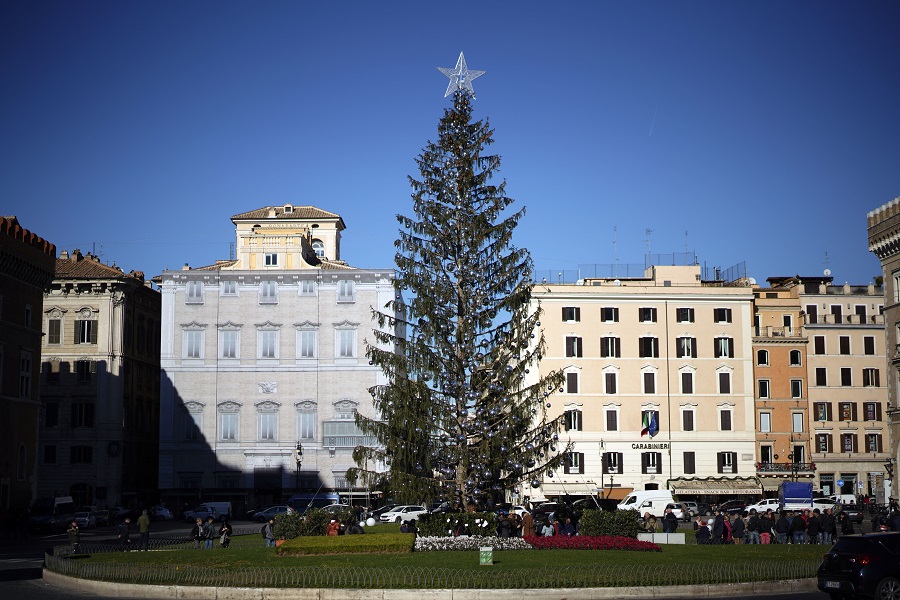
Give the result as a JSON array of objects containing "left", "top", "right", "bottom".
[
  {"left": 759, "top": 510, "right": 774, "bottom": 544},
  {"left": 137, "top": 509, "right": 151, "bottom": 551},
  {"left": 774, "top": 511, "right": 790, "bottom": 544},
  {"left": 191, "top": 518, "right": 204, "bottom": 549},
  {"left": 807, "top": 509, "right": 821, "bottom": 544},
  {"left": 219, "top": 519, "right": 232, "bottom": 548},
  {"left": 663, "top": 508, "right": 678, "bottom": 534},
  {"left": 746, "top": 509, "right": 760, "bottom": 544},
  {"left": 117, "top": 517, "right": 132, "bottom": 550},
  {"left": 521, "top": 510, "right": 535, "bottom": 537},
  {"left": 820, "top": 508, "right": 836, "bottom": 544},
  {"left": 204, "top": 517, "right": 216, "bottom": 549},
  {"left": 264, "top": 518, "right": 276, "bottom": 547},
  {"left": 711, "top": 510, "right": 724, "bottom": 544},
  {"left": 731, "top": 513, "right": 745, "bottom": 544},
  {"left": 67, "top": 521, "right": 81, "bottom": 554}
]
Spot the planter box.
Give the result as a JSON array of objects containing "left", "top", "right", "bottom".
[{"left": 637, "top": 533, "right": 685, "bottom": 544}]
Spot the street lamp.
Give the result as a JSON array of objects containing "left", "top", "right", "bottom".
[{"left": 294, "top": 442, "right": 303, "bottom": 493}]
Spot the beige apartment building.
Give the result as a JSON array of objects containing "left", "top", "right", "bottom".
[
  {"left": 529, "top": 264, "right": 758, "bottom": 504},
  {"left": 158, "top": 205, "right": 395, "bottom": 513},
  {"left": 868, "top": 198, "right": 900, "bottom": 502},
  {"left": 39, "top": 250, "right": 161, "bottom": 507}
]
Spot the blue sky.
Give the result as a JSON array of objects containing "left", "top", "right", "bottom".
[{"left": 2, "top": 1, "right": 897, "bottom": 285}]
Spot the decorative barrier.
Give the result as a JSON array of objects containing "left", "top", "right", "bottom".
[{"left": 637, "top": 533, "right": 685, "bottom": 545}]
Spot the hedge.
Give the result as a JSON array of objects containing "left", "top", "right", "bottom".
[{"left": 276, "top": 533, "right": 414, "bottom": 555}]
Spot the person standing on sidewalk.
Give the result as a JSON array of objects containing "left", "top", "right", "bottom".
[
  {"left": 137, "top": 509, "right": 151, "bottom": 551},
  {"left": 204, "top": 517, "right": 216, "bottom": 549},
  {"left": 67, "top": 521, "right": 81, "bottom": 554}
]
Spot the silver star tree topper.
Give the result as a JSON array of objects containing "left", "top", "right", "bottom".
[{"left": 437, "top": 52, "right": 485, "bottom": 99}]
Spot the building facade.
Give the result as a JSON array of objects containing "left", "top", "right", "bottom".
[
  {"left": 0, "top": 217, "right": 56, "bottom": 512},
  {"left": 38, "top": 250, "right": 161, "bottom": 508},
  {"left": 157, "top": 205, "right": 394, "bottom": 514},
  {"left": 529, "top": 264, "right": 759, "bottom": 504},
  {"left": 868, "top": 197, "right": 900, "bottom": 502}
]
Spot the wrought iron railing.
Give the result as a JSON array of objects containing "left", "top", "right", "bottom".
[{"left": 756, "top": 462, "right": 816, "bottom": 474}]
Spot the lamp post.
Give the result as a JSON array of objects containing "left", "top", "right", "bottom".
[{"left": 294, "top": 442, "right": 303, "bottom": 494}]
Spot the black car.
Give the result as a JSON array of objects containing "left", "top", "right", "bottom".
[
  {"left": 716, "top": 500, "right": 747, "bottom": 515},
  {"left": 817, "top": 532, "right": 900, "bottom": 600},
  {"left": 838, "top": 504, "right": 866, "bottom": 524}
]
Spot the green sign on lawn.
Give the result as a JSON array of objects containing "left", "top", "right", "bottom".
[{"left": 479, "top": 547, "right": 493, "bottom": 566}]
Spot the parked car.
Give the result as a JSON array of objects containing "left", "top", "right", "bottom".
[
  {"left": 368, "top": 504, "right": 397, "bottom": 520},
  {"left": 531, "top": 502, "right": 563, "bottom": 526},
  {"left": 837, "top": 503, "right": 865, "bottom": 524},
  {"left": 321, "top": 503, "right": 352, "bottom": 515},
  {"left": 673, "top": 502, "right": 693, "bottom": 522},
  {"left": 696, "top": 502, "right": 714, "bottom": 516},
  {"left": 817, "top": 532, "right": 900, "bottom": 599},
  {"left": 664, "top": 503, "right": 685, "bottom": 521},
  {"left": 745, "top": 498, "right": 781, "bottom": 514},
  {"left": 812, "top": 497, "right": 837, "bottom": 513},
  {"left": 430, "top": 501, "right": 451, "bottom": 514},
  {"left": 379, "top": 505, "right": 428, "bottom": 523},
  {"left": 716, "top": 500, "right": 747, "bottom": 515},
  {"left": 73, "top": 511, "right": 96, "bottom": 528},
  {"left": 151, "top": 506, "right": 174, "bottom": 521},
  {"left": 252, "top": 505, "right": 294, "bottom": 522},
  {"left": 681, "top": 501, "right": 699, "bottom": 518},
  {"left": 110, "top": 506, "right": 133, "bottom": 521}
]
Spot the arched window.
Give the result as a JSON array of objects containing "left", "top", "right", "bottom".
[
  {"left": 789, "top": 349, "right": 802, "bottom": 366},
  {"left": 757, "top": 349, "right": 769, "bottom": 366},
  {"left": 312, "top": 240, "right": 325, "bottom": 258}
]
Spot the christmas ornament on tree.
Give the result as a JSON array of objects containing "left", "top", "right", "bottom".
[{"left": 349, "top": 53, "right": 566, "bottom": 506}]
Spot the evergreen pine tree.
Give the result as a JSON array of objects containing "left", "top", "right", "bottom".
[{"left": 351, "top": 87, "right": 567, "bottom": 507}]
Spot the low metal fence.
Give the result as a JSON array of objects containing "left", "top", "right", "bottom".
[
  {"left": 56, "top": 525, "right": 262, "bottom": 556},
  {"left": 45, "top": 552, "right": 820, "bottom": 589}
]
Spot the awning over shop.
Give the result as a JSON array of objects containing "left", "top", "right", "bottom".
[
  {"left": 597, "top": 487, "right": 634, "bottom": 501},
  {"left": 669, "top": 477, "right": 762, "bottom": 496}
]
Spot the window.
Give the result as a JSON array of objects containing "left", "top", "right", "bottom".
[
  {"left": 337, "top": 329, "right": 356, "bottom": 358},
  {"left": 220, "top": 330, "right": 239, "bottom": 359},
  {"left": 221, "top": 280, "right": 238, "bottom": 295},
  {"left": 71, "top": 402, "right": 95, "bottom": 427},
  {"left": 642, "top": 371, "right": 656, "bottom": 394},
  {"left": 220, "top": 413, "right": 238, "bottom": 441},
  {"left": 839, "top": 336, "right": 850, "bottom": 355},
  {"left": 815, "top": 402, "right": 832, "bottom": 421},
  {"left": 603, "top": 452, "right": 622, "bottom": 474},
  {"left": 681, "top": 371, "right": 694, "bottom": 394},
  {"left": 840, "top": 368, "right": 851, "bottom": 387},
  {"left": 70, "top": 445, "right": 93, "bottom": 465},
  {"left": 564, "top": 452, "right": 585, "bottom": 474},
  {"left": 44, "top": 445, "right": 57, "bottom": 464},
  {"left": 759, "top": 412, "right": 771, "bottom": 433},
  {"left": 864, "top": 402, "right": 882, "bottom": 421},
  {"left": 840, "top": 402, "right": 857, "bottom": 421},
  {"left": 564, "top": 409, "right": 582, "bottom": 431},
  {"left": 297, "top": 330, "right": 317, "bottom": 358},
  {"left": 714, "top": 308, "right": 732, "bottom": 323},
  {"left": 866, "top": 433, "right": 883, "bottom": 453},
  {"left": 817, "top": 433, "right": 833, "bottom": 453},
  {"left": 791, "top": 379, "right": 803, "bottom": 398},
  {"left": 561, "top": 307, "right": 581, "bottom": 322},
  {"left": 264, "top": 253, "right": 278, "bottom": 266},
  {"left": 45, "top": 402, "right": 59, "bottom": 427},
  {"left": 863, "top": 336, "right": 875, "bottom": 356},
  {"left": 298, "top": 410, "right": 316, "bottom": 441},
  {"left": 184, "top": 330, "right": 203, "bottom": 359},
  {"left": 814, "top": 336, "right": 825, "bottom": 355},
  {"left": 604, "top": 371, "right": 617, "bottom": 394},
  {"left": 676, "top": 337, "right": 697, "bottom": 358},
  {"left": 718, "top": 371, "right": 731, "bottom": 394},
  {"left": 565, "top": 336, "right": 583, "bottom": 358},
  {"left": 682, "top": 409, "right": 695, "bottom": 432},
  {"left": 605, "top": 408, "right": 618, "bottom": 431},
  {"left": 841, "top": 433, "right": 857, "bottom": 453},
  {"left": 758, "top": 379, "right": 770, "bottom": 398},
  {"left": 676, "top": 307, "right": 695, "bottom": 323},
  {"left": 258, "top": 330, "right": 278, "bottom": 359},
  {"left": 184, "top": 411, "right": 201, "bottom": 441},
  {"left": 816, "top": 367, "right": 827, "bottom": 387},
  {"left": 792, "top": 412, "right": 804, "bottom": 433},
  {"left": 186, "top": 281, "right": 203, "bottom": 303},
  {"left": 260, "top": 281, "right": 278, "bottom": 304},
  {"left": 48, "top": 319, "right": 61, "bottom": 344},
  {"left": 863, "top": 368, "right": 880, "bottom": 387},
  {"left": 831, "top": 305, "right": 843, "bottom": 324},
  {"left": 720, "top": 408, "right": 732, "bottom": 431},
  {"left": 642, "top": 452, "right": 662, "bottom": 474},
  {"left": 311, "top": 239, "right": 325, "bottom": 257},
  {"left": 717, "top": 451, "right": 737, "bottom": 474},
  {"left": 714, "top": 337, "right": 734, "bottom": 358},
  {"left": 757, "top": 349, "right": 769, "bottom": 366},
  {"left": 600, "top": 307, "right": 619, "bottom": 322},
  {"left": 565, "top": 372, "right": 578, "bottom": 394},
  {"left": 789, "top": 350, "right": 802, "bottom": 366},
  {"left": 683, "top": 451, "right": 696, "bottom": 474},
  {"left": 299, "top": 279, "right": 317, "bottom": 295},
  {"left": 600, "top": 336, "right": 621, "bottom": 358},
  {"left": 19, "top": 351, "right": 32, "bottom": 398},
  {"left": 638, "top": 336, "right": 658, "bottom": 358},
  {"left": 259, "top": 413, "right": 277, "bottom": 441},
  {"left": 75, "top": 319, "right": 97, "bottom": 344},
  {"left": 337, "top": 280, "right": 355, "bottom": 302},
  {"left": 639, "top": 307, "right": 657, "bottom": 322},
  {"left": 74, "top": 359, "right": 95, "bottom": 382},
  {"left": 761, "top": 445, "right": 774, "bottom": 463}
]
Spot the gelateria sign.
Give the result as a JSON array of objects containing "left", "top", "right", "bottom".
[{"left": 631, "top": 442, "right": 670, "bottom": 450}]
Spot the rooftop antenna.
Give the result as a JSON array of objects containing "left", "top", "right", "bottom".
[
  {"left": 613, "top": 226, "right": 618, "bottom": 278},
  {"left": 645, "top": 228, "right": 653, "bottom": 268},
  {"left": 684, "top": 230, "right": 689, "bottom": 253},
  {"left": 229, "top": 242, "right": 235, "bottom": 261},
  {"left": 824, "top": 250, "right": 830, "bottom": 275}
]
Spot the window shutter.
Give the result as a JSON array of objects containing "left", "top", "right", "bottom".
[
  {"left": 606, "top": 410, "right": 617, "bottom": 431},
  {"left": 578, "top": 453, "right": 585, "bottom": 474},
  {"left": 576, "top": 411, "right": 582, "bottom": 431},
  {"left": 614, "top": 337, "right": 621, "bottom": 357},
  {"left": 875, "top": 370, "right": 881, "bottom": 387},
  {"left": 74, "top": 321, "right": 81, "bottom": 344},
  {"left": 851, "top": 403, "right": 858, "bottom": 421},
  {"left": 877, "top": 403, "right": 883, "bottom": 421},
  {"left": 90, "top": 322, "right": 98, "bottom": 344},
  {"left": 561, "top": 307, "right": 566, "bottom": 320},
  {"left": 602, "top": 454, "right": 609, "bottom": 474},
  {"left": 641, "top": 453, "right": 648, "bottom": 474},
  {"left": 731, "top": 452, "right": 738, "bottom": 473},
  {"left": 717, "top": 452, "right": 724, "bottom": 473},
  {"left": 728, "top": 338, "right": 734, "bottom": 357},
  {"left": 684, "top": 452, "right": 695, "bottom": 474},
  {"left": 826, "top": 402, "right": 832, "bottom": 420},
  {"left": 575, "top": 307, "right": 580, "bottom": 321},
  {"left": 853, "top": 435, "right": 858, "bottom": 453}
]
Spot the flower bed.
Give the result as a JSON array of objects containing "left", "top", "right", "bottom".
[
  {"left": 414, "top": 535, "right": 533, "bottom": 552},
  {"left": 524, "top": 535, "right": 661, "bottom": 552}
]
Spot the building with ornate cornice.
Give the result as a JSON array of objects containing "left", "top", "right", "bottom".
[
  {"left": 0, "top": 216, "right": 56, "bottom": 512},
  {"left": 868, "top": 197, "right": 900, "bottom": 502},
  {"left": 38, "top": 250, "right": 161, "bottom": 508},
  {"left": 157, "top": 205, "right": 395, "bottom": 513}
]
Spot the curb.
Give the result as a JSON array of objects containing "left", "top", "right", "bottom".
[{"left": 43, "top": 568, "right": 819, "bottom": 599}]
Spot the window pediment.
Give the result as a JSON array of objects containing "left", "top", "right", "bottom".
[
  {"left": 334, "top": 320, "right": 360, "bottom": 328},
  {"left": 295, "top": 400, "right": 317, "bottom": 411},
  {"left": 255, "top": 320, "right": 282, "bottom": 329},
  {"left": 255, "top": 400, "right": 281, "bottom": 412},
  {"left": 218, "top": 401, "right": 241, "bottom": 412},
  {"left": 218, "top": 321, "right": 243, "bottom": 330},
  {"left": 45, "top": 307, "right": 67, "bottom": 317},
  {"left": 181, "top": 321, "right": 207, "bottom": 329},
  {"left": 294, "top": 321, "right": 320, "bottom": 329},
  {"left": 184, "top": 401, "right": 205, "bottom": 412}
]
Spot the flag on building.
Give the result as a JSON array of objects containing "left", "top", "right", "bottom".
[
  {"left": 640, "top": 411, "right": 650, "bottom": 436},
  {"left": 648, "top": 411, "right": 659, "bottom": 438}
]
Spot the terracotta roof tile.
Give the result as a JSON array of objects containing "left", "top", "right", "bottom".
[
  {"left": 231, "top": 205, "right": 342, "bottom": 221},
  {"left": 55, "top": 254, "right": 144, "bottom": 281}
]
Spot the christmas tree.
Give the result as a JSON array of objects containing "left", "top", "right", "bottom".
[{"left": 350, "top": 53, "right": 567, "bottom": 507}]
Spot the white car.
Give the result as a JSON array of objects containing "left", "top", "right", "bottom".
[
  {"left": 151, "top": 506, "right": 174, "bottom": 521},
  {"left": 812, "top": 497, "right": 837, "bottom": 512},
  {"left": 74, "top": 511, "right": 96, "bottom": 528},
  {"left": 379, "top": 505, "right": 428, "bottom": 523},
  {"left": 745, "top": 498, "right": 781, "bottom": 514}
]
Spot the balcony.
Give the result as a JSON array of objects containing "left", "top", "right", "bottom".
[
  {"left": 753, "top": 325, "right": 804, "bottom": 339},
  {"left": 756, "top": 461, "right": 816, "bottom": 475},
  {"left": 805, "top": 314, "right": 884, "bottom": 326}
]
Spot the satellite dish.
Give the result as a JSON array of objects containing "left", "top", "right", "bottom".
[
  {"left": 824, "top": 269, "right": 831, "bottom": 276},
  {"left": 748, "top": 277, "right": 757, "bottom": 285},
  {"left": 613, "top": 279, "right": 621, "bottom": 286}
]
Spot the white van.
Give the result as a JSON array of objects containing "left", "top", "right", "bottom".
[
  {"left": 617, "top": 490, "right": 675, "bottom": 515},
  {"left": 829, "top": 494, "right": 857, "bottom": 506}
]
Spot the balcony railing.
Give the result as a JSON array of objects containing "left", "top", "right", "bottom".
[
  {"left": 753, "top": 325, "right": 802, "bottom": 338},
  {"left": 805, "top": 314, "right": 884, "bottom": 326},
  {"left": 756, "top": 461, "right": 816, "bottom": 474}
]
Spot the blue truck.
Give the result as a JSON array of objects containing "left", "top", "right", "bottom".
[{"left": 778, "top": 481, "right": 814, "bottom": 511}]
